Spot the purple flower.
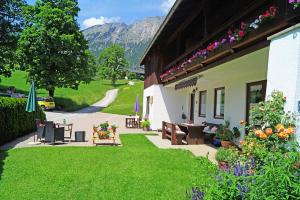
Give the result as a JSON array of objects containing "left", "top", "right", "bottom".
[{"left": 221, "top": 38, "right": 227, "bottom": 44}]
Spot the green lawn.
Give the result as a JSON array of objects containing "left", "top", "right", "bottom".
[
  {"left": 0, "top": 71, "right": 128, "bottom": 112},
  {"left": 102, "top": 81, "right": 144, "bottom": 115},
  {"left": 0, "top": 135, "right": 215, "bottom": 200}
]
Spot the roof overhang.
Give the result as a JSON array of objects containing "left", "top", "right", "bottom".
[{"left": 140, "top": 0, "right": 183, "bottom": 65}]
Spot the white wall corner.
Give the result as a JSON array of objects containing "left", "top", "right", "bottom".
[{"left": 267, "top": 24, "right": 300, "bottom": 143}]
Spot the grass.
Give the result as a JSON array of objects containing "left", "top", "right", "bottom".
[
  {"left": 0, "top": 135, "right": 216, "bottom": 200},
  {"left": 0, "top": 71, "right": 129, "bottom": 112},
  {"left": 102, "top": 81, "right": 144, "bottom": 115}
]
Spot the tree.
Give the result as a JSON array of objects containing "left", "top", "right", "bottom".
[
  {"left": 0, "top": 0, "right": 25, "bottom": 79},
  {"left": 98, "top": 44, "right": 129, "bottom": 86},
  {"left": 17, "top": 0, "right": 97, "bottom": 97}
]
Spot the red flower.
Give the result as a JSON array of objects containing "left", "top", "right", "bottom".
[
  {"left": 269, "top": 6, "right": 277, "bottom": 16},
  {"left": 263, "top": 10, "right": 271, "bottom": 19},
  {"left": 207, "top": 44, "right": 214, "bottom": 52},
  {"left": 238, "top": 30, "right": 245, "bottom": 38},
  {"left": 240, "top": 22, "right": 247, "bottom": 30}
]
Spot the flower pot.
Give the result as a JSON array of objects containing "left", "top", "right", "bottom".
[
  {"left": 202, "top": 43, "right": 232, "bottom": 65},
  {"left": 221, "top": 140, "right": 232, "bottom": 148},
  {"left": 98, "top": 131, "right": 110, "bottom": 139}
]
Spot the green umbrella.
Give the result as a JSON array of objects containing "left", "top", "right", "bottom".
[{"left": 26, "top": 81, "right": 37, "bottom": 113}]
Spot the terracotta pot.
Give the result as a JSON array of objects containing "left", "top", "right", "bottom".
[{"left": 221, "top": 140, "right": 232, "bottom": 148}]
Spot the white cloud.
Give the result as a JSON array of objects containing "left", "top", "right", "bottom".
[
  {"left": 83, "top": 16, "right": 121, "bottom": 29},
  {"left": 160, "top": 0, "right": 176, "bottom": 14}
]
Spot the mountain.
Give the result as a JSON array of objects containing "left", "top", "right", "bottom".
[{"left": 82, "top": 17, "right": 163, "bottom": 68}]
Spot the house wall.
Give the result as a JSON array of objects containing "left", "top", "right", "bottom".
[
  {"left": 143, "top": 85, "right": 188, "bottom": 130},
  {"left": 143, "top": 47, "right": 269, "bottom": 135},
  {"left": 266, "top": 24, "right": 300, "bottom": 143},
  {"left": 191, "top": 48, "right": 269, "bottom": 136}
]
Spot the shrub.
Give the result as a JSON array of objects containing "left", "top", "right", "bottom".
[
  {"left": 188, "top": 91, "right": 300, "bottom": 200},
  {"left": 215, "top": 147, "right": 239, "bottom": 164},
  {"left": 141, "top": 120, "right": 151, "bottom": 128},
  {"left": 0, "top": 97, "right": 45, "bottom": 145}
]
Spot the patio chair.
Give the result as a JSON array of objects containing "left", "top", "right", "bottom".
[
  {"left": 44, "top": 121, "right": 64, "bottom": 144},
  {"left": 35, "top": 119, "right": 45, "bottom": 141},
  {"left": 186, "top": 126, "right": 205, "bottom": 145}
]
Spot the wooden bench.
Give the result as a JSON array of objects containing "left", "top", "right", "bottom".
[{"left": 162, "top": 121, "right": 186, "bottom": 145}]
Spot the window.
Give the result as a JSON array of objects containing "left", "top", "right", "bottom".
[
  {"left": 214, "top": 87, "right": 225, "bottom": 119},
  {"left": 199, "top": 91, "right": 207, "bottom": 117},
  {"left": 146, "top": 96, "right": 150, "bottom": 116}
]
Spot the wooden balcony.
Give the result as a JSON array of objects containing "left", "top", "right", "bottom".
[{"left": 160, "top": 4, "right": 299, "bottom": 84}]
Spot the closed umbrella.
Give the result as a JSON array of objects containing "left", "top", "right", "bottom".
[
  {"left": 134, "top": 95, "right": 140, "bottom": 116},
  {"left": 26, "top": 81, "right": 38, "bottom": 144},
  {"left": 26, "top": 81, "right": 37, "bottom": 112}
]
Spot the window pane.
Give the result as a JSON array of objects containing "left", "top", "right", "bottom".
[
  {"left": 215, "top": 88, "right": 225, "bottom": 117},
  {"left": 199, "top": 91, "right": 206, "bottom": 116}
]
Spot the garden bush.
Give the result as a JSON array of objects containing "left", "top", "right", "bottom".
[
  {"left": 0, "top": 97, "right": 45, "bottom": 145},
  {"left": 188, "top": 91, "right": 300, "bottom": 200}
]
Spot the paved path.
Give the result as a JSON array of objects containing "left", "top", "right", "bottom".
[
  {"left": 46, "top": 89, "right": 119, "bottom": 123},
  {"left": 146, "top": 134, "right": 217, "bottom": 163}
]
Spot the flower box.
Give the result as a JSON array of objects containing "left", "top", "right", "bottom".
[
  {"left": 202, "top": 43, "right": 232, "bottom": 65},
  {"left": 232, "top": 18, "right": 288, "bottom": 50},
  {"left": 184, "top": 57, "right": 204, "bottom": 72}
]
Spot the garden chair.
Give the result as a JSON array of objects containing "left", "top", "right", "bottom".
[{"left": 44, "top": 121, "right": 65, "bottom": 144}]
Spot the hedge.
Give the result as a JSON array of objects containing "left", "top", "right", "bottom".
[{"left": 0, "top": 97, "right": 46, "bottom": 145}]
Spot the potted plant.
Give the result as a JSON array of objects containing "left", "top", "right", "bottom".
[
  {"left": 215, "top": 121, "right": 236, "bottom": 148},
  {"left": 100, "top": 122, "right": 109, "bottom": 131},
  {"left": 111, "top": 124, "right": 117, "bottom": 135},
  {"left": 99, "top": 130, "right": 110, "bottom": 139},
  {"left": 141, "top": 120, "right": 151, "bottom": 131}
]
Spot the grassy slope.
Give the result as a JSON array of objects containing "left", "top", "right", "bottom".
[
  {"left": 0, "top": 71, "right": 128, "bottom": 112},
  {"left": 0, "top": 135, "right": 216, "bottom": 200},
  {"left": 101, "top": 81, "right": 144, "bottom": 116}
]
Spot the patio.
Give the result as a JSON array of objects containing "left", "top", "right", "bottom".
[{"left": 0, "top": 112, "right": 148, "bottom": 150}]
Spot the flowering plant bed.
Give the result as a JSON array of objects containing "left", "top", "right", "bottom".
[{"left": 187, "top": 91, "right": 300, "bottom": 199}]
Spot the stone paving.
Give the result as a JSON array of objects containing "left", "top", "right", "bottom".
[{"left": 146, "top": 133, "right": 218, "bottom": 163}]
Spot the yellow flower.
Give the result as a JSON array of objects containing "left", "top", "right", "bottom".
[
  {"left": 276, "top": 124, "right": 285, "bottom": 132},
  {"left": 287, "top": 127, "right": 295, "bottom": 135}
]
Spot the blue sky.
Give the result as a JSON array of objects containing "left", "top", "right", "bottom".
[{"left": 26, "top": 0, "right": 175, "bottom": 29}]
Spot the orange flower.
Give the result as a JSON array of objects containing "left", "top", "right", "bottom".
[
  {"left": 276, "top": 124, "right": 285, "bottom": 132},
  {"left": 278, "top": 132, "right": 288, "bottom": 139},
  {"left": 240, "top": 120, "right": 246, "bottom": 125},
  {"left": 255, "top": 130, "right": 263, "bottom": 137},
  {"left": 239, "top": 140, "right": 244, "bottom": 145},
  {"left": 260, "top": 133, "right": 267, "bottom": 140},
  {"left": 287, "top": 127, "right": 295, "bottom": 135},
  {"left": 265, "top": 128, "right": 273, "bottom": 135}
]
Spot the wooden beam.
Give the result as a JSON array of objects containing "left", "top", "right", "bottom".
[{"left": 166, "top": 1, "right": 203, "bottom": 44}]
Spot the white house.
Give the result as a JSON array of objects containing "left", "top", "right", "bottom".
[{"left": 140, "top": 0, "right": 300, "bottom": 142}]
